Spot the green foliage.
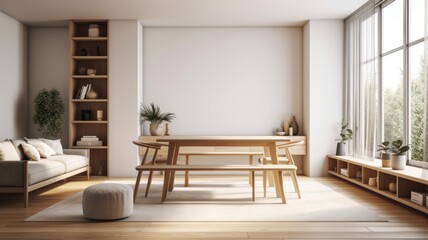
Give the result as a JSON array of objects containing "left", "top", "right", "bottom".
[
  {"left": 336, "top": 121, "right": 353, "bottom": 144},
  {"left": 33, "top": 89, "right": 65, "bottom": 138},
  {"left": 390, "top": 139, "right": 410, "bottom": 155},
  {"left": 377, "top": 141, "right": 391, "bottom": 153},
  {"left": 139, "top": 102, "right": 176, "bottom": 126}
]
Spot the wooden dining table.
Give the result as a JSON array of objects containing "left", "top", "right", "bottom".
[{"left": 156, "top": 136, "right": 294, "bottom": 201}]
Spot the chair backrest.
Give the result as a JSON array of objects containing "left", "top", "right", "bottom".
[
  {"left": 132, "top": 141, "right": 167, "bottom": 165},
  {"left": 277, "top": 140, "right": 304, "bottom": 165}
]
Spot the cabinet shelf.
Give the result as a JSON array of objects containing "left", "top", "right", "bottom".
[
  {"left": 72, "top": 56, "right": 108, "bottom": 60},
  {"left": 72, "top": 99, "right": 108, "bottom": 103},
  {"left": 71, "top": 146, "right": 108, "bottom": 149},
  {"left": 72, "top": 121, "right": 108, "bottom": 124},
  {"left": 72, "top": 37, "right": 108, "bottom": 42},
  {"left": 72, "top": 75, "right": 108, "bottom": 79}
]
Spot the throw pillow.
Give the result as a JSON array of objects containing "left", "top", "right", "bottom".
[
  {"left": 10, "top": 139, "right": 29, "bottom": 160},
  {"left": 27, "top": 139, "right": 56, "bottom": 158},
  {"left": 39, "top": 138, "right": 63, "bottom": 155},
  {"left": 21, "top": 143, "right": 41, "bottom": 161},
  {"left": 0, "top": 140, "right": 20, "bottom": 160}
]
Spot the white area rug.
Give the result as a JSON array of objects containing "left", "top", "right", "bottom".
[{"left": 26, "top": 179, "right": 385, "bottom": 222}]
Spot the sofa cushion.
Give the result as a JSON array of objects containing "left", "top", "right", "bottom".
[
  {"left": 0, "top": 141, "right": 20, "bottom": 161},
  {"left": 39, "top": 138, "right": 63, "bottom": 155},
  {"left": 22, "top": 143, "right": 41, "bottom": 161},
  {"left": 27, "top": 139, "right": 56, "bottom": 158},
  {"left": 10, "top": 139, "right": 29, "bottom": 160},
  {"left": 28, "top": 159, "right": 66, "bottom": 185},
  {"left": 47, "top": 154, "right": 89, "bottom": 172}
]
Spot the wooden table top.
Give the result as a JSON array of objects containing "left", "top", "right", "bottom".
[{"left": 155, "top": 135, "right": 305, "bottom": 142}]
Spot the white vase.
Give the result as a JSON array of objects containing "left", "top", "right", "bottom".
[
  {"left": 391, "top": 155, "right": 406, "bottom": 170},
  {"left": 149, "top": 123, "right": 164, "bottom": 136}
]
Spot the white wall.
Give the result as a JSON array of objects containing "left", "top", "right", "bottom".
[
  {"left": 27, "top": 27, "right": 69, "bottom": 145},
  {"left": 143, "top": 27, "right": 303, "bottom": 136},
  {"left": 108, "top": 20, "right": 143, "bottom": 177},
  {"left": 0, "top": 11, "right": 27, "bottom": 140},
  {"left": 303, "top": 20, "right": 344, "bottom": 176}
]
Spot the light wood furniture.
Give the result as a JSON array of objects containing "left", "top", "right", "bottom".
[
  {"left": 178, "top": 151, "right": 263, "bottom": 186},
  {"left": 132, "top": 141, "right": 169, "bottom": 201},
  {"left": 152, "top": 136, "right": 305, "bottom": 203},
  {"left": 259, "top": 140, "right": 303, "bottom": 198},
  {"left": 328, "top": 155, "right": 428, "bottom": 214},
  {"left": 135, "top": 164, "right": 297, "bottom": 202},
  {"left": 69, "top": 20, "right": 109, "bottom": 176}
]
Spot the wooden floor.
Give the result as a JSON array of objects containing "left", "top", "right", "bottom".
[{"left": 0, "top": 175, "right": 427, "bottom": 239}]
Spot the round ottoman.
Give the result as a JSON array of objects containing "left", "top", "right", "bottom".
[{"left": 82, "top": 183, "right": 133, "bottom": 220}]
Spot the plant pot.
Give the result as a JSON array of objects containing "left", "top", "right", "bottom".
[
  {"left": 336, "top": 142, "right": 347, "bottom": 156},
  {"left": 381, "top": 153, "right": 392, "bottom": 167},
  {"left": 391, "top": 154, "right": 406, "bottom": 170},
  {"left": 149, "top": 123, "right": 164, "bottom": 136}
]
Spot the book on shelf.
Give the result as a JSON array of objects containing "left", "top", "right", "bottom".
[
  {"left": 76, "top": 140, "right": 102, "bottom": 146},
  {"left": 410, "top": 192, "right": 428, "bottom": 206},
  {"left": 81, "top": 137, "right": 99, "bottom": 141}
]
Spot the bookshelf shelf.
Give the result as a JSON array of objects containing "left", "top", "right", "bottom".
[
  {"left": 71, "top": 146, "right": 108, "bottom": 149},
  {"left": 72, "top": 75, "right": 108, "bottom": 79},
  {"left": 72, "top": 56, "right": 108, "bottom": 60},
  {"left": 72, "top": 37, "right": 108, "bottom": 42},
  {"left": 72, "top": 99, "right": 108, "bottom": 103},
  {"left": 72, "top": 121, "right": 108, "bottom": 124}
]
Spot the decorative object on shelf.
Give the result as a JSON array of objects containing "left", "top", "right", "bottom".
[
  {"left": 77, "top": 136, "right": 102, "bottom": 146},
  {"left": 76, "top": 84, "right": 93, "bottom": 99},
  {"left": 289, "top": 127, "right": 293, "bottom": 136},
  {"left": 81, "top": 110, "right": 92, "bottom": 121},
  {"left": 80, "top": 48, "right": 88, "bottom": 56},
  {"left": 87, "top": 69, "right": 96, "bottom": 76},
  {"left": 276, "top": 130, "right": 286, "bottom": 136},
  {"left": 289, "top": 116, "right": 299, "bottom": 135},
  {"left": 283, "top": 120, "right": 289, "bottom": 135},
  {"left": 78, "top": 67, "right": 86, "bottom": 75},
  {"left": 33, "top": 88, "right": 65, "bottom": 138},
  {"left": 340, "top": 168, "right": 349, "bottom": 177},
  {"left": 165, "top": 123, "right": 170, "bottom": 136},
  {"left": 356, "top": 169, "right": 362, "bottom": 179},
  {"left": 388, "top": 182, "right": 397, "bottom": 193},
  {"left": 97, "top": 110, "right": 103, "bottom": 121},
  {"left": 377, "top": 141, "right": 392, "bottom": 167},
  {"left": 368, "top": 177, "right": 377, "bottom": 187},
  {"left": 139, "top": 102, "right": 176, "bottom": 136},
  {"left": 86, "top": 87, "right": 98, "bottom": 99},
  {"left": 88, "top": 24, "right": 100, "bottom": 37},
  {"left": 390, "top": 139, "right": 410, "bottom": 170},
  {"left": 335, "top": 120, "right": 353, "bottom": 156}
]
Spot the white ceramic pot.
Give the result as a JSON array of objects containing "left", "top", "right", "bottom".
[
  {"left": 391, "top": 154, "right": 406, "bottom": 170},
  {"left": 149, "top": 123, "right": 164, "bottom": 136}
]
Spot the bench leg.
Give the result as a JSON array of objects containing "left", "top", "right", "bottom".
[
  {"left": 277, "top": 171, "right": 286, "bottom": 204},
  {"left": 145, "top": 171, "right": 154, "bottom": 197},
  {"left": 134, "top": 170, "right": 143, "bottom": 203},
  {"left": 291, "top": 170, "right": 301, "bottom": 198},
  {"left": 251, "top": 171, "right": 255, "bottom": 201},
  {"left": 24, "top": 191, "right": 29, "bottom": 208},
  {"left": 185, "top": 155, "right": 189, "bottom": 187},
  {"left": 262, "top": 157, "right": 267, "bottom": 197},
  {"left": 248, "top": 156, "right": 253, "bottom": 186}
]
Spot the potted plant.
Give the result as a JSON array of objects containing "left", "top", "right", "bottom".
[
  {"left": 390, "top": 140, "right": 410, "bottom": 170},
  {"left": 139, "top": 102, "right": 176, "bottom": 136},
  {"left": 377, "top": 141, "right": 392, "bottom": 167},
  {"left": 335, "top": 121, "right": 353, "bottom": 156},
  {"left": 33, "top": 88, "right": 65, "bottom": 138}
]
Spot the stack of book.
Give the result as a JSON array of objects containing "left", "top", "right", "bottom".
[
  {"left": 410, "top": 191, "right": 428, "bottom": 206},
  {"left": 75, "top": 84, "right": 92, "bottom": 99},
  {"left": 76, "top": 136, "right": 102, "bottom": 146}
]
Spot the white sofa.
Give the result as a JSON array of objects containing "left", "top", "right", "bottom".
[{"left": 0, "top": 146, "right": 90, "bottom": 207}]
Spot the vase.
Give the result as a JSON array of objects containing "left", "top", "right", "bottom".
[
  {"left": 391, "top": 155, "right": 406, "bottom": 170},
  {"left": 290, "top": 116, "right": 299, "bottom": 135},
  {"left": 381, "top": 153, "right": 392, "bottom": 167},
  {"left": 389, "top": 182, "right": 397, "bottom": 193},
  {"left": 283, "top": 120, "right": 290, "bottom": 135},
  {"left": 149, "top": 123, "right": 164, "bottom": 136},
  {"left": 86, "top": 88, "right": 98, "bottom": 99},
  {"left": 336, "top": 142, "right": 347, "bottom": 156}
]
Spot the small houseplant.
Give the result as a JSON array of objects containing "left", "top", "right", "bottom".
[
  {"left": 33, "top": 88, "right": 65, "bottom": 138},
  {"left": 139, "top": 102, "right": 176, "bottom": 136},
  {"left": 390, "top": 140, "right": 410, "bottom": 170},
  {"left": 335, "top": 121, "right": 353, "bottom": 156},
  {"left": 377, "top": 141, "right": 392, "bottom": 167}
]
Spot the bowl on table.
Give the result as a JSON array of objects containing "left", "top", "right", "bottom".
[{"left": 276, "top": 131, "right": 286, "bottom": 136}]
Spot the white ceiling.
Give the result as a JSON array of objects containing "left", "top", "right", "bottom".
[{"left": 0, "top": 0, "right": 368, "bottom": 27}]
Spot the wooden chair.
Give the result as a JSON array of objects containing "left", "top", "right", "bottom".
[
  {"left": 259, "top": 140, "right": 304, "bottom": 198},
  {"left": 132, "top": 141, "right": 169, "bottom": 202}
]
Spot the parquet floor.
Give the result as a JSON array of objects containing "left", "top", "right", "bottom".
[{"left": 0, "top": 175, "right": 427, "bottom": 239}]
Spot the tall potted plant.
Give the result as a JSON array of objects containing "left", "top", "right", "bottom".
[
  {"left": 33, "top": 88, "right": 65, "bottom": 138},
  {"left": 139, "top": 102, "right": 176, "bottom": 136},
  {"left": 335, "top": 121, "right": 353, "bottom": 156},
  {"left": 390, "top": 140, "right": 410, "bottom": 170},
  {"left": 377, "top": 141, "right": 392, "bottom": 167}
]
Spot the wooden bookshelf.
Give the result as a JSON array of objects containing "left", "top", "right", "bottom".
[
  {"left": 328, "top": 155, "right": 428, "bottom": 214},
  {"left": 69, "top": 20, "right": 109, "bottom": 176}
]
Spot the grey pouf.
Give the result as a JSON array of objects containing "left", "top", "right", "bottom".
[{"left": 82, "top": 183, "right": 133, "bottom": 220}]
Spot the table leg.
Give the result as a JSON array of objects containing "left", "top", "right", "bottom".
[
  {"left": 168, "top": 145, "right": 180, "bottom": 191},
  {"left": 185, "top": 155, "right": 190, "bottom": 187},
  {"left": 263, "top": 146, "right": 275, "bottom": 187},
  {"left": 161, "top": 142, "right": 176, "bottom": 202},
  {"left": 248, "top": 156, "right": 253, "bottom": 185},
  {"left": 268, "top": 143, "right": 282, "bottom": 198}
]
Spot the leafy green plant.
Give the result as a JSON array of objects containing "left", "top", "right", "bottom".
[
  {"left": 33, "top": 88, "right": 65, "bottom": 138},
  {"left": 335, "top": 121, "right": 353, "bottom": 144},
  {"left": 139, "top": 102, "right": 175, "bottom": 126},
  {"left": 390, "top": 140, "right": 410, "bottom": 155},
  {"left": 377, "top": 141, "right": 392, "bottom": 153}
]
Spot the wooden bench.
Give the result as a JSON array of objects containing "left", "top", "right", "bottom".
[
  {"left": 178, "top": 152, "right": 264, "bottom": 186},
  {"left": 134, "top": 164, "right": 297, "bottom": 204}
]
